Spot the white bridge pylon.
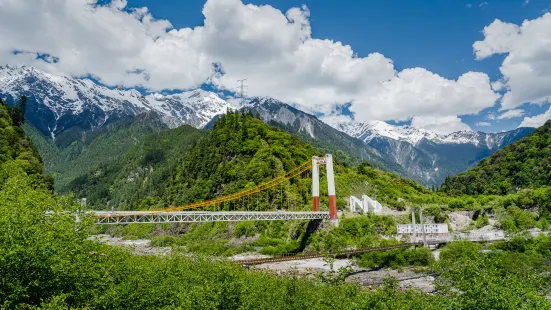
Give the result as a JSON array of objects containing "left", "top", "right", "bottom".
[{"left": 349, "top": 195, "right": 382, "bottom": 213}]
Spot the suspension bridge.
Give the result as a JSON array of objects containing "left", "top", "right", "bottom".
[{"left": 93, "top": 155, "right": 339, "bottom": 224}]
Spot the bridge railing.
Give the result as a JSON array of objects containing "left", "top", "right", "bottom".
[{"left": 93, "top": 211, "right": 330, "bottom": 225}]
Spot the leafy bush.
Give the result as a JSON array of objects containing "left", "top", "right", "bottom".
[
  {"left": 435, "top": 247, "right": 551, "bottom": 309},
  {"left": 497, "top": 205, "right": 540, "bottom": 232},
  {"left": 439, "top": 241, "right": 481, "bottom": 263},
  {"left": 357, "top": 247, "right": 434, "bottom": 269},
  {"left": 308, "top": 215, "right": 398, "bottom": 252}
]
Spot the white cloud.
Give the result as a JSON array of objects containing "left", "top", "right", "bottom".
[
  {"left": 485, "top": 112, "right": 497, "bottom": 120},
  {"left": 347, "top": 68, "right": 499, "bottom": 123},
  {"left": 319, "top": 113, "right": 355, "bottom": 128},
  {"left": 474, "top": 13, "right": 551, "bottom": 110},
  {"left": 519, "top": 106, "right": 551, "bottom": 127},
  {"left": 476, "top": 121, "right": 491, "bottom": 126},
  {"left": 410, "top": 115, "right": 472, "bottom": 135},
  {"left": 497, "top": 109, "right": 524, "bottom": 119},
  {"left": 466, "top": 4, "right": 473, "bottom": 8},
  {"left": 479, "top": 2, "right": 488, "bottom": 7},
  {"left": 0, "top": 0, "right": 208, "bottom": 90},
  {"left": 0, "top": 0, "right": 500, "bottom": 129},
  {"left": 491, "top": 80, "right": 505, "bottom": 91}
]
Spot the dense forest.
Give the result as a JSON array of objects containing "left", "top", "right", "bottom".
[
  {"left": 0, "top": 97, "right": 52, "bottom": 189},
  {"left": 66, "top": 111, "right": 436, "bottom": 212},
  {"left": 67, "top": 124, "right": 206, "bottom": 209},
  {"left": 24, "top": 111, "right": 170, "bottom": 191},
  {"left": 441, "top": 120, "right": 551, "bottom": 195}
]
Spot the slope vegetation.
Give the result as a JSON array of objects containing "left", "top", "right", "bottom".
[
  {"left": 69, "top": 111, "right": 437, "bottom": 212},
  {"left": 68, "top": 124, "right": 206, "bottom": 209},
  {"left": 441, "top": 120, "right": 551, "bottom": 195},
  {"left": 24, "top": 111, "right": 169, "bottom": 191},
  {"left": 0, "top": 97, "right": 51, "bottom": 188}
]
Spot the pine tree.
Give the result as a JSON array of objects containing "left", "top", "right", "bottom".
[{"left": 10, "top": 96, "right": 27, "bottom": 127}]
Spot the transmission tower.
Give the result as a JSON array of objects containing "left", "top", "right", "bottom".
[{"left": 237, "top": 78, "right": 248, "bottom": 98}]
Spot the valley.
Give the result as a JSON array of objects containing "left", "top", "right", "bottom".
[
  {"left": 1, "top": 66, "right": 533, "bottom": 187},
  {"left": 3, "top": 0, "right": 551, "bottom": 308},
  {"left": 2, "top": 70, "right": 551, "bottom": 308}
]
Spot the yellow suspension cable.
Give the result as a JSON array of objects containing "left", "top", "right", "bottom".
[{"left": 97, "top": 159, "right": 314, "bottom": 219}]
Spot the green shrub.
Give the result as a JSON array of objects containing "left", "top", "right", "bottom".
[
  {"left": 439, "top": 241, "right": 481, "bottom": 263},
  {"left": 357, "top": 247, "right": 434, "bottom": 269}
]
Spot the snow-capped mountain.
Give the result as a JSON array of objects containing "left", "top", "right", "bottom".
[
  {"left": 243, "top": 98, "right": 533, "bottom": 186},
  {"left": 0, "top": 65, "right": 233, "bottom": 138},
  {"left": 337, "top": 121, "right": 533, "bottom": 185},
  {"left": 0, "top": 65, "right": 533, "bottom": 186},
  {"left": 340, "top": 121, "right": 531, "bottom": 148},
  {"left": 341, "top": 121, "right": 440, "bottom": 145},
  {"left": 241, "top": 97, "right": 410, "bottom": 176}
]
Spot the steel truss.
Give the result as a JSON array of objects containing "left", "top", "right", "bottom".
[{"left": 94, "top": 211, "right": 330, "bottom": 224}]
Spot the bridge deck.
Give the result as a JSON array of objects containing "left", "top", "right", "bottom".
[{"left": 94, "top": 211, "right": 331, "bottom": 224}]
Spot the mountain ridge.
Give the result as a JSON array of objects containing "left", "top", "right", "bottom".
[
  {"left": 241, "top": 97, "right": 410, "bottom": 176},
  {"left": 339, "top": 120, "right": 533, "bottom": 148},
  {"left": 0, "top": 65, "right": 534, "bottom": 186},
  {"left": 0, "top": 65, "right": 233, "bottom": 139},
  {"left": 243, "top": 97, "right": 533, "bottom": 185}
]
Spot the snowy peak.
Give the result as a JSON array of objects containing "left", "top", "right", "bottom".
[
  {"left": 244, "top": 97, "right": 317, "bottom": 138},
  {"left": 341, "top": 121, "right": 440, "bottom": 145},
  {"left": 0, "top": 65, "right": 234, "bottom": 137},
  {"left": 143, "top": 89, "right": 233, "bottom": 128},
  {"left": 340, "top": 121, "right": 528, "bottom": 148}
]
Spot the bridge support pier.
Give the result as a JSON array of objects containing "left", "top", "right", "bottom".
[{"left": 326, "top": 154, "right": 337, "bottom": 220}]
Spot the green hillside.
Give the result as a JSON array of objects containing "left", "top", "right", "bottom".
[
  {"left": 24, "top": 111, "right": 169, "bottom": 192},
  {"left": 68, "top": 111, "right": 318, "bottom": 210},
  {"left": 68, "top": 124, "right": 206, "bottom": 209},
  {"left": 0, "top": 97, "right": 51, "bottom": 189},
  {"left": 67, "top": 111, "right": 437, "bottom": 212},
  {"left": 165, "top": 111, "right": 316, "bottom": 207},
  {"left": 441, "top": 120, "right": 551, "bottom": 195}
]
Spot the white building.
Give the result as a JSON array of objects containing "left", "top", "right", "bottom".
[
  {"left": 349, "top": 195, "right": 382, "bottom": 213},
  {"left": 397, "top": 223, "right": 449, "bottom": 240}
]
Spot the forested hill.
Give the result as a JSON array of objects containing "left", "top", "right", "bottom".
[
  {"left": 68, "top": 111, "right": 435, "bottom": 211},
  {"left": 24, "top": 111, "right": 170, "bottom": 192},
  {"left": 0, "top": 97, "right": 51, "bottom": 189},
  {"left": 165, "top": 111, "right": 316, "bottom": 205},
  {"left": 67, "top": 124, "right": 206, "bottom": 209},
  {"left": 68, "top": 111, "right": 316, "bottom": 209},
  {"left": 441, "top": 120, "right": 551, "bottom": 195}
]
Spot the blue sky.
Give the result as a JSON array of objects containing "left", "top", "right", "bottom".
[
  {"left": 123, "top": 0, "right": 551, "bottom": 133},
  {"left": 127, "top": 0, "right": 542, "bottom": 79},
  {"left": 2, "top": 0, "right": 551, "bottom": 134}
]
